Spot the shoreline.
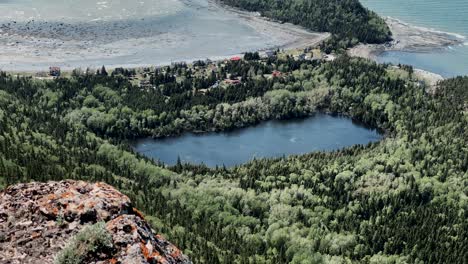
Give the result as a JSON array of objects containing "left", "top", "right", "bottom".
[
  {"left": 348, "top": 17, "right": 466, "bottom": 86},
  {"left": 0, "top": 0, "right": 329, "bottom": 73},
  {"left": 213, "top": 0, "right": 330, "bottom": 52},
  {"left": 348, "top": 17, "right": 465, "bottom": 60}
]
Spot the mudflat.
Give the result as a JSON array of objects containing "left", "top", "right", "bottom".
[
  {"left": 348, "top": 17, "right": 465, "bottom": 60},
  {"left": 0, "top": 0, "right": 328, "bottom": 71}
]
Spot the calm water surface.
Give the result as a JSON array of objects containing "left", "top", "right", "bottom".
[
  {"left": 133, "top": 114, "right": 382, "bottom": 167},
  {"left": 361, "top": 0, "right": 468, "bottom": 77}
]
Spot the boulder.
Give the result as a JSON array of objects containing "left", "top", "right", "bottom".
[{"left": 0, "top": 180, "right": 191, "bottom": 264}]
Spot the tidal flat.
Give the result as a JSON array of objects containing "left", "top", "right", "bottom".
[{"left": 0, "top": 0, "right": 328, "bottom": 71}]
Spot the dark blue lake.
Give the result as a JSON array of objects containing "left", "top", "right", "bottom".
[{"left": 132, "top": 114, "right": 382, "bottom": 167}]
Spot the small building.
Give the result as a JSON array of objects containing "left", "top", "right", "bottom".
[
  {"left": 171, "top": 61, "right": 187, "bottom": 67},
  {"left": 35, "top": 71, "right": 49, "bottom": 78},
  {"left": 272, "top": 70, "right": 282, "bottom": 78},
  {"left": 224, "top": 79, "right": 241, "bottom": 85},
  {"left": 323, "top": 54, "right": 336, "bottom": 62},
  {"left": 260, "top": 50, "right": 276, "bottom": 59},
  {"left": 210, "top": 81, "right": 220, "bottom": 89},
  {"left": 230, "top": 56, "right": 242, "bottom": 62},
  {"left": 208, "top": 64, "right": 219, "bottom": 72},
  {"left": 49, "top": 66, "right": 61, "bottom": 77},
  {"left": 293, "top": 54, "right": 306, "bottom": 61},
  {"left": 139, "top": 80, "right": 154, "bottom": 89}
]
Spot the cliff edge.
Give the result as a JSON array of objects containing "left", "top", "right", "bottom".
[{"left": 0, "top": 180, "right": 191, "bottom": 264}]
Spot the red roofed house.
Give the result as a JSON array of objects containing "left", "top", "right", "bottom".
[
  {"left": 49, "top": 66, "right": 61, "bottom": 77},
  {"left": 272, "top": 70, "right": 282, "bottom": 77},
  {"left": 224, "top": 79, "right": 241, "bottom": 85},
  {"left": 230, "top": 56, "right": 242, "bottom": 61}
]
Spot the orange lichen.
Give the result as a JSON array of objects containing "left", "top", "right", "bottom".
[
  {"left": 170, "top": 248, "right": 182, "bottom": 258},
  {"left": 140, "top": 242, "right": 150, "bottom": 259},
  {"left": 31, "top": 232, "right": 41, "bottom": 239},
  {"left": 60, "top": 192, "right": 74, "bottom": 199},
  {"left": 88, "top": 200, "right": 97, "bottom": 207},
  {"left": 132, "top": 208, "right": 145, "bottom": 220},
  {"left": 1, "top": 181, "right": 190, "bottom": 263},
  {"left": 140, "top": 241, "right": 169, "bottom": 263},
  {"left": 46, "top": 194, "right": 57, "bottom": 200},
  {"left": 53, "top": 207, "right": 59, "bottom": 215},
  {"left": 96, "top": 182, "right": 106, "bottom": 188}
]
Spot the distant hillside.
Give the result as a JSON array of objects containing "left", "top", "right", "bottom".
[
  {"left": 0, "top": 180, "right": 192, "bottom": 264},
  {"left": 219, "top": 0, "right": 392, "bottom": 51}
]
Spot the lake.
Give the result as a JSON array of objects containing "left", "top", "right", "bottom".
[
  {"left": 361, "top": 0, "right": 468, "bottom": 77},
  {"left": 133, "top": 114, "right": 382, "bottom": 167}
]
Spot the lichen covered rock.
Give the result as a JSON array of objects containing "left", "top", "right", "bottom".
[{"left": 0, "top": 180, "right": 191, "bottom": 264}]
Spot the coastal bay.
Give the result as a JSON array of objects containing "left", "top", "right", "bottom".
[
  {"left": 0, "top": 0, "right": 328, "bottom": 71},
  {"left": 348, "top": 17, "right": 464, "bottom": 84},
  {"left": 348, "top": 17, "right": 464, "bottom": 60},
  {"left": 358, "top": 0, "right": 468, "bottom": 77}
]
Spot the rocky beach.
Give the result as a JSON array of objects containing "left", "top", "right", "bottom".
[
  {"left": 348, "top": 17, "right": 465, "bottom": 60},
  {"left": 348, "top": 17, "right": 465, "bottom": 84}
]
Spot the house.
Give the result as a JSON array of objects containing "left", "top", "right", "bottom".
[
  {"left": 272, "top": 70, "right": 282, "bottom": 78},
  {"left": 139, "top": 80, "right": 154, "bottom": 89},
  {"left": 293, "top": 54, "right": 306, "bottom": 61},
  {"left": 49, "top": 66, "right": 61, "bottom": 77},
  {"left": 35, "top": 71, "right": 49, "bottom": 78},
  {"left": 260, "top": 50, "right": 276, "bottom": 59},
  {"left": 323, "top": 54, "right": 336, "bottom": 62},
  {"left": 210, "top": 81, "right": 220, "bottom": 89},
  {"left": 171, "top": 61, "right": 187, "bottom": 67},
  {"left": 208, "top": 64, "right": 219, "bottom": 72},
  {"left": 230, "top": 56, "right": 242, "bottom": 62},
  {"left": 224, "top": 79, "right": 241, "bottom": 85}
]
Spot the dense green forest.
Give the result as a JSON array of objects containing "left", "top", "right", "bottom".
[
  {"left": 0, "top": 56, "right": 467, "bottom": 263},
  {"left": 218, "top": 0, "right": 392, "bottom": 52}
]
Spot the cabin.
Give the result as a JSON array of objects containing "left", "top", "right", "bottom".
[
  {"left": 49, "top": 66, "right": 61, "bottom": 77},
  {"left": 272, "top": 70, "right": 282, "bottom": 78},
  {"left": 224, "top": 79, "right": 241, "bottom": 85},
  {"left": 35, "top": 71, "right": 49, "bottom": 78},
  {"left": 210, "top": 81, "right": 220, "bottom": 89},
  {"left": 260, "top": 50, "right": 276, "bottom": 59},
  {"left": 293, "top": 54, "right": 306, "bottom": 61},
  {"left": 171, "top": 61, "right": 187, "bottom": 67},
  {"left": 323, "top": 54, "right": 336, "bottom": 62},
  {"left": 230, "top": 56, "right": 242, "bottom": 62},
  {"left": 139, "top": 80, "right": 154, "bottom": 89}
]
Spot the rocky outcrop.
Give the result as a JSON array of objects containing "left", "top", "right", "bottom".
[{"left": 0, "top": 180, "right": 191, "bottom": 264}]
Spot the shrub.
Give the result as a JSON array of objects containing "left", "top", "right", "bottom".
[{"left": 54, "top": 222, "right": 113, "bottom": 264}]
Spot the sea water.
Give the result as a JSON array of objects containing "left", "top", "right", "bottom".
[
  {"left": 361, "top": 0, "right": 468, "bottom": 77},
  {"left": 0, "top": 0, "right": 305, "bottom": 71}
]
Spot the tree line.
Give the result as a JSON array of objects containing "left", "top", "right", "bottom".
[
  {"left": 0, "top": 56, "right": 466, "bottom": 263},
  {"left": 218, "top": 0, "right": 392, "bottom": 52}
]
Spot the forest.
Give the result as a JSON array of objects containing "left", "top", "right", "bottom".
[
  {"left": 0, "top": 55, "right": 467, "bottom": 263},
  {"left": 218, "top": 0, "right": 392, "bottom": 52}
]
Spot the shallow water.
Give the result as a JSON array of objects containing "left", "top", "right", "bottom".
[
  {"left": 0, "top": 0, "right": 184, "bottom": 21},
  {"left": 361, "top": 0, "right": 468, "bottom": 77},
  {"left": 132, "top": 114, "right": 382, "bottom": 167},
  {"left": 0, "top": 0, "right": 305, "bottom": 71}
]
